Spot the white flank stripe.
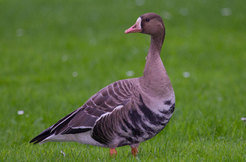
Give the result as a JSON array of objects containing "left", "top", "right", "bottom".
[
  {"left": 72, "top": 126, "right": 92, "bottom": 129},
  {"left": 115, "top": 105, "right": 123, "bottom": 110},
  {"left": 94, "top": 105, "right": 124, "bottom": 123}
]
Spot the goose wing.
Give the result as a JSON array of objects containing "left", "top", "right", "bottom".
[{"left": 30, "top": 79, "right": 135, "bottom": 144}]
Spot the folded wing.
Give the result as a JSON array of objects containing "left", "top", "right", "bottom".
[{"left": 30, "top": 79, "right": 134, "bottom": 144}]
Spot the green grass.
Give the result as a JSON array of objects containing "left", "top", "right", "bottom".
[{"left": 0, "top": 0, "right": 246, "bottom": 161}]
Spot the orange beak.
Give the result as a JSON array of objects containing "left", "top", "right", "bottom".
[{"left": 125, "top": 17, "right": 142, "bottom": 34}]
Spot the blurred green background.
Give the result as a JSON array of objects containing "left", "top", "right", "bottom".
[{"left": 0, "top": 0, "right": 245, "bottom": 161}]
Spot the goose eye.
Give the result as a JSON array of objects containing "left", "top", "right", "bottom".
[{"left": 145, "top": 18, "right": 150, "bottom": 22}]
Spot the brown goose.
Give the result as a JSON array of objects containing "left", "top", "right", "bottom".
[{"left": 30, "top": 13, "right": 175, "bottom": 157}]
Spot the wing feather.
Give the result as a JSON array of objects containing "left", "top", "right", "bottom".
[{"left": 49, "top": 79, "right": 134, "bottom": 135}]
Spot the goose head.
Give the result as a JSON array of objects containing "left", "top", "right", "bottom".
[{"left": 125, "top": 13, "right": 165, "bottom": 37}]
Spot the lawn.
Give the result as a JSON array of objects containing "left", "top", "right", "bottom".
[{"left": 0, "top": 0, "right": 246, "bottom": 161}]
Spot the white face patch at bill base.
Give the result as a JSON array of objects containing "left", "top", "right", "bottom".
[
  {"left": 124, "top": 17, "right": 142, "bottom": 34},
  {"left": 135, "top": 17, "right": 142, "bottom": 30}
]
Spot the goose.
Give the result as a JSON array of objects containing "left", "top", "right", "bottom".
[{"left": 30, "top": 12, "right": 175, "bottom": 157}]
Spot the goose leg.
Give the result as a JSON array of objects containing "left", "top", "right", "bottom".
[
  {"left": 131, "top": 144, "right": 139, "bottom": 157},
  {"left": 109, "top": 148, "right": 117, "bottom": 157}
]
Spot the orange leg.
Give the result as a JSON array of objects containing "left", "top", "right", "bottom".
[
  {"left": 109, "top": 148, "right": 117, "bottom": 157},
  {"left": 131, "top": 144, "right": 139, "bottom": 157}
]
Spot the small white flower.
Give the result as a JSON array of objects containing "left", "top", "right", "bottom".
[
  {"left": 217, "top": 97, "right": 223, "bottom": 102},
  {"left": 162, "top": 11, "right": 172, "bottom": 20},
  {"left": 221, "top": 8, "right": 232, "bottom": 16},
  {"left": 62, "top": 55, "right": 68, "bottom": 62},
  {"left": 135, "top": 0, "right": 145, "bottom": 6},
  {"left": 183, "top": 72, "right": 190, "bottom": 78},
  {"left": 60, "top": 150, "right": 66, "bottom": 157},
  {"left": 179, "top": 8, "right": 188, "bottom": 16},
  {"left": 89, "top": 38, "right": 97, "bottom": 46},
  {"left": 241, "top": 117, "right": 246, "bottom": 121},
  {"left": 132, "top": 48, "right": 139, "bottom": 55},
  {"left": 126, "top": 70, "right": 135, "bottom": 77},
  {"left": 72, "top": 72, "right": 78, "bottom": 77},
  {"left": 16, "top": 28, "right": 24, "bottom": 37},
  {"left": 17, "top": 110, "right": 24, "bottom": 115}
]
